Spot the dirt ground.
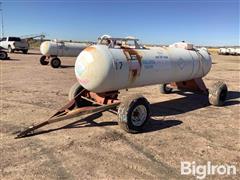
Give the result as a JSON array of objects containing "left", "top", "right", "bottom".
[{"left": 0, "top": 50, "right": 239, "bottom": 180}]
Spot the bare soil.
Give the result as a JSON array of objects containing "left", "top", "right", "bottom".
[{"left": 1, "top": 50, "right": 239, "bottom": 179}]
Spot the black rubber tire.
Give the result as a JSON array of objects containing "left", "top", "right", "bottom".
[
  {"left": 0, "top": 51, "right": 8, "bottom": 60},
  {"left": 22, "top": 50, "right": 28, "bottom": 54},
  {"left": 50, "top": 57, "right": 61, "bottom": 68},
  {"left": 159, "top": 84, "right": 173, "bottom": 94},
  {"left": 68, "top": 82, "right": 84, "bottom": 100},
  {"left": 68, "top": 82, "right": 92, "bottom": 107},
  {"left": 8, "top": 46, "right": 14, "bottom": 53},
  {"left": 208, "top": 81, "right": 228, "bottom": 106},
  {"left": 39, "top": 56, "right": 49, "bottom": 65},
  {"left": 118, "top": 94, "right": 150, "bottom": 133}
]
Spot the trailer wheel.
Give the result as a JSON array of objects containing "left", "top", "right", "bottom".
[
  {"left": 0, "top": 51, "right": 8, "bottom": 60},
  {"left": 40, "top": 56, "right": 49, "bottom": 65},
  {"left": 208, "top": 81, "right": 228, "bottom": 106},
  {"left": 50, "top": 57, "right": 61, "bottom": 68},
  {"left": 118, "top": 95, "right": 150, "bottom": 133},
  {"left": 69, "top": 82, "right": 92, "bottom": 107},
  {"left": 159, "top": 84, "right": 173, "bottom": 94}
]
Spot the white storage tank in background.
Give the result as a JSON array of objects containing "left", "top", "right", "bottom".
[
  {"left": 39, "top": 40, "right": 90, "bottom": 68},
  {"left": 40, "top": 40, "right": 89, "bottom": 57},
  {"left": 219, "top": 48, "right": 228, "bottom": 55},
  {"left": 227, "top": 48, "right": 236, "bottom": 55},
  {"left": 235, "top": 48, "right": 240, "bottom": 55},
  {"left": 169, "top": 41, "right": 193, "bottom": 50},
  {"left": 197, "top": 47, "right": 210, "bottom": 54}
]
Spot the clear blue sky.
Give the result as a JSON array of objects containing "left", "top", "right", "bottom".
[{"left": 1, "top": 0, "right": 239, "bottom": 46}]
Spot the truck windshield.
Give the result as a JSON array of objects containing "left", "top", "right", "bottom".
[{"left": 9, "top": 37, "right": 21, "bottom": 41}]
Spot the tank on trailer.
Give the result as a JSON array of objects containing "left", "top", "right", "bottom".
[
  {"left": 39, "top": 40, "right": 89, "bottom": 68},
  {"left": 16, "top": 35, "right": 228, "bottom": 138},
  {"left": 75, "top": 38, "right": 211, "bottom": 93}
]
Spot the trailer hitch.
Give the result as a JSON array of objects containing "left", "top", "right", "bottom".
[{"left": 16, "top": 89, "right": 120, "bottom": 138}]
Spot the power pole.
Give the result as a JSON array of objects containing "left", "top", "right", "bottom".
[{"left": 0, "top": 2, "right": 4, "bottom": 39}]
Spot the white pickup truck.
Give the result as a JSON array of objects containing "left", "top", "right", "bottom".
[{"left": 0, "top": 36, "right": 29, "bottom": 54}]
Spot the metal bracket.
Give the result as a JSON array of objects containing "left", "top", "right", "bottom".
[{"left": 169, "top": 78, "right": 208, "bottom": 94}]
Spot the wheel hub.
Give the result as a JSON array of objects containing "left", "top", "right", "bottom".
[
  {"left": 0, "top": 53, "right": 6, "bottom": 59},
  {"left": 131, "top": 105, "right": 147, "bottom": 126},
  {"left": 53, "top": 61, "right": 59, "bottom": 66}
]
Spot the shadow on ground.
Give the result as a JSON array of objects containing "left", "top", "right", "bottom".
[
  {"left": 151, "top": 90, "right": 239, "bottom": 116},
  {"left": 10, "top": 51, "right": 41, "bottom": 55},
  {"left": 142, "top": 119, "right": 183, "bottom": 133},
  {"left": 26, "top": 52, "right": 42, "bottom": 55},
  {"left": 1, "top": 58, "right": 20, "bottom": 61},
  {"left": 18, "top": 113, "right": 182, "bottom": 137},
  {"left": 61, "top": 65, "right": 75, "bottom": 68},
  {"left": 225, "top": 91, "right": 240, "bottom": 106},
  {"left": 19, "top": 113, "right": 114, "bottom": 138}
]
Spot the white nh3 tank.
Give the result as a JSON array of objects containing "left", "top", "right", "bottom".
[
  {"left": 218, "top": 48, "right": 228, "bottom": 55},
  {"left": 40, "top": 40, "right": 89, "bottom": 57},
  {"left": 235, "top": 48, "right": 240, "bottom": 55},
  {"left": 227, "top": 48, "right": 236, "bottom": 55},
  {"left": 75, "top": 37, "right": 212, "bottom": 93}
]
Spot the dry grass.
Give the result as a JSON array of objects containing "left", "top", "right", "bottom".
[{"left": 208, "top": 48, "right": 219, "bottom": 54}]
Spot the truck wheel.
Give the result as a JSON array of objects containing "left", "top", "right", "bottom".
[
  {"left": 208, "top": 81, "right": 228, "bottom": 106},
  {"left": 69, "top": 82, "right": 92, "bottom": 107},
  {"left": 50, "top": 57, "right": 61, "bottom": 68},
  {"left": 159, "top": 84, "right": 173, "bottom": 94},
  {"left": 8, "top": 46, "right": 14, "bottom": 53},
  {"left": 22, "top": 50, "right": 28, "bottom": 54},
  {"left": 118, "top": 95, "right": 150, "bottom": 133},
  {"left": 40, "top": 56, "right": 49, "bottom": 65},
  {"left": 0, "top": 51, "right": 8, "bottom": 60}
]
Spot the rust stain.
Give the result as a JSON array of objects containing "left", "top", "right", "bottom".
[
  {"left": 85, "top": 46, "right": 96, "bottom": 52},
  {"left": 132, "top": 69, "right": 138, "bottom": 77},
  {"left": 122, "top": 48, "right": 142, "bottom": 83},
  {"left": 83, "top": 46, "right": 100, "bottom": 64}
]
